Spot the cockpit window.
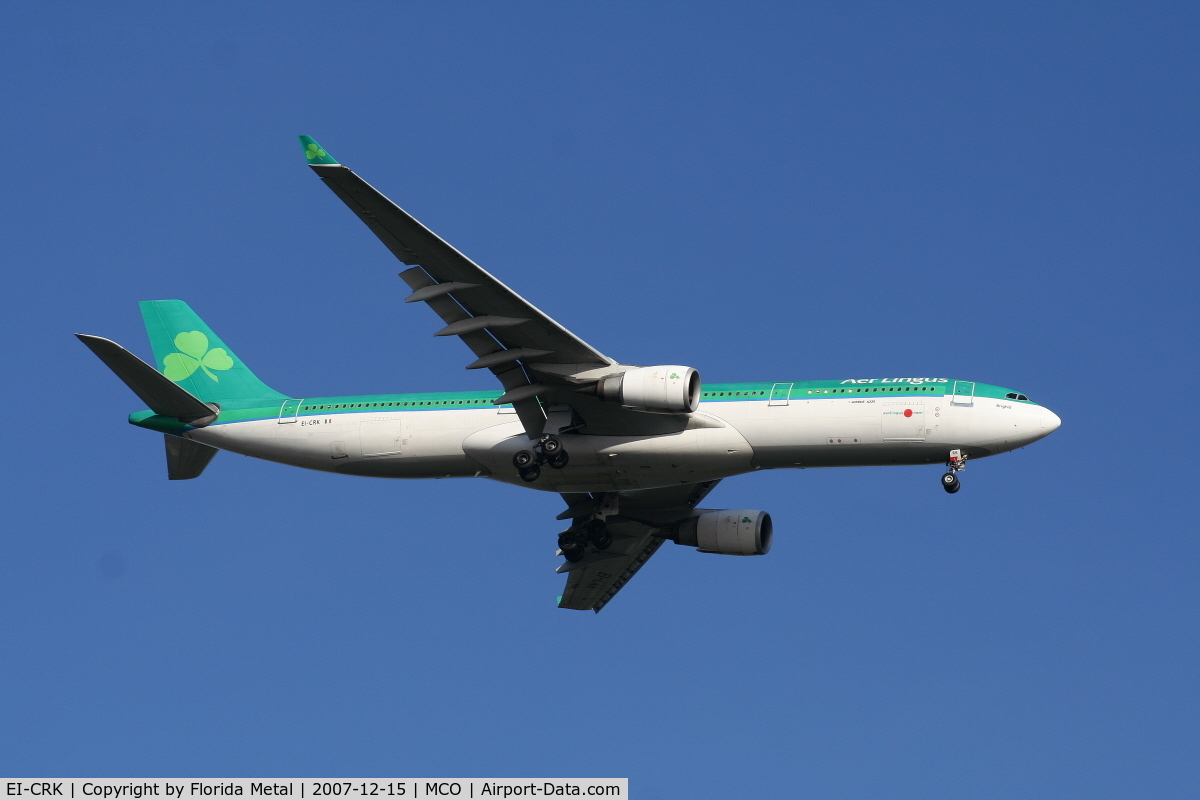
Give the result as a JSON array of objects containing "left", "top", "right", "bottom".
[{"left": 1005, "top": 392, "right": 1031, "bottom": 401}]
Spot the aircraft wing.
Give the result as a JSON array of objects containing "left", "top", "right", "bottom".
[
  {"left": 301, "top": 136, "right": 623, "bottom": 437},
  {"left": 556, "top": 480, "right": 720, "bottom": 612}
]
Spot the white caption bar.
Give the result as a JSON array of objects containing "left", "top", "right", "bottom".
[{"left": 1, "top": 781, "right": 627, "bottom": 800}]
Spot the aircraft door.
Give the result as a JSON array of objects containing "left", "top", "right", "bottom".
[
  {"left": 360, "top": 419, "right": 404, "bottom": 457},
  {"left": 278, "top": 399, "right": 303, "bottom": 423},
  {"left": 882, "top": 403, "right": 926, "bottom": 441},
  {"left": 768, "top": 383, "right": 794, "bottom": 407},
  {"left": 950, "top": 381, "right": 975, "bottom": 406}
]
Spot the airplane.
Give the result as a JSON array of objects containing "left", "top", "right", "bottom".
[{"left": 77, "top": 136, "right": 1062, "bottom": 612}]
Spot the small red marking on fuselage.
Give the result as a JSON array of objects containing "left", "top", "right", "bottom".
[{"left": 904, "top": 408, "right": 913, "bottom": 417}]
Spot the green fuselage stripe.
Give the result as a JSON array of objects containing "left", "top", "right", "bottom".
[{"left": 129, "top": 379, "right": 1034, "bottom": 431}]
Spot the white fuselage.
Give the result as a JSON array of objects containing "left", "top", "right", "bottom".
[{"left": 185, "top": 391, "right": 1061, "bottom": 493}]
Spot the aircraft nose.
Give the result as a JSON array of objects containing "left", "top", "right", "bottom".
[{"left": 1040, "top": 406, "right": 1061, "bottom": 434}]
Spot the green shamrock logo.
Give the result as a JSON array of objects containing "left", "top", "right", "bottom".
[
  {"left": 162, "top": 331, "right": 234, "bottom": 382},
  {"left": 741, "top": 516, "right": 752, "bottom": 524},
  {"left": 670, "top": 372, "right": 680, "bottom": 380},
  {"left": 305, "top": 143, "right": 327, "bottom": 161}
]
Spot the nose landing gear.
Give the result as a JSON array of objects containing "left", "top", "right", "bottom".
[
  {"left": 941, "top": 449, "right": 966, "bottom": 493},
  {"left": 514, "top": 435, "right": 570, "bottom": 481}
]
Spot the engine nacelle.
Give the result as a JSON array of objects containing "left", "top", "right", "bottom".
[
  {"left": 672, "top": 509, "right": 773, "bottom": 556},
  {"left": 596, "top": 366, "right": 701, "bottom": 414}
]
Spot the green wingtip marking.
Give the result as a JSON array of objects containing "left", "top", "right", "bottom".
[{"left": 298, "top": 135, "right": 339, "bottom": 165}]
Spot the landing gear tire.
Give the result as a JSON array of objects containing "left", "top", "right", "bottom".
[
  {"left": 519, "top": 464, "right": 541, "bottom": 483},
  {"left": 513, "top": 450, "right": 535, "bottom": 469},
  {"left": 558, "top": 529, "right": 586, "bottom": 562},
  {"left": 547, "top": 451, "right": 569, "bottom": 469},
  {"left": 942, "top": 472, "right": 960, "bottom": 493},
  {"left": 540, "top": 435, "right": 563, "bottom": 455},
  {"left": 584, "top": 519, "right": 612, "bottom": 550}
]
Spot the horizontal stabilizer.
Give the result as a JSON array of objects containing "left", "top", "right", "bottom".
[
  {"left": 165, "top": 434, "right": 219, "bottom": 480},
  {"left": 76, "top": 334, "right": 219, "bottom": 425}
]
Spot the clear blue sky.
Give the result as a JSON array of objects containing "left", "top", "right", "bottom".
[{"left": 2, "top": 2, "right": 1198, "bottom": 796}]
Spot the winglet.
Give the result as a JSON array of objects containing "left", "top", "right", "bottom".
[{"left": 298, "top": 135, "right": 339, "bottom": 165}]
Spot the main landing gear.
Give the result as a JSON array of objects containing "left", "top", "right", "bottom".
[
  {"left": 514, "top": 434, "right": 570, "bottom": 482},
  {"left": 941, "top": 448, "right": 966, "bottom": 493},
  {"left": 557, "top": 518, "right": 612, "bottom": 563}
]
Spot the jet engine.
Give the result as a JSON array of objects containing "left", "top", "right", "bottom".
[
  {"left": 671, "top": 509, "right": 773, "bottom": 556},
  {"left": 595, "top": 366, "right": 701, "bottom": 414}
]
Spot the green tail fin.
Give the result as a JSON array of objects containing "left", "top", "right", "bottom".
[{"left": 139, "top": 300, "right": 286, "bottom": 403}]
